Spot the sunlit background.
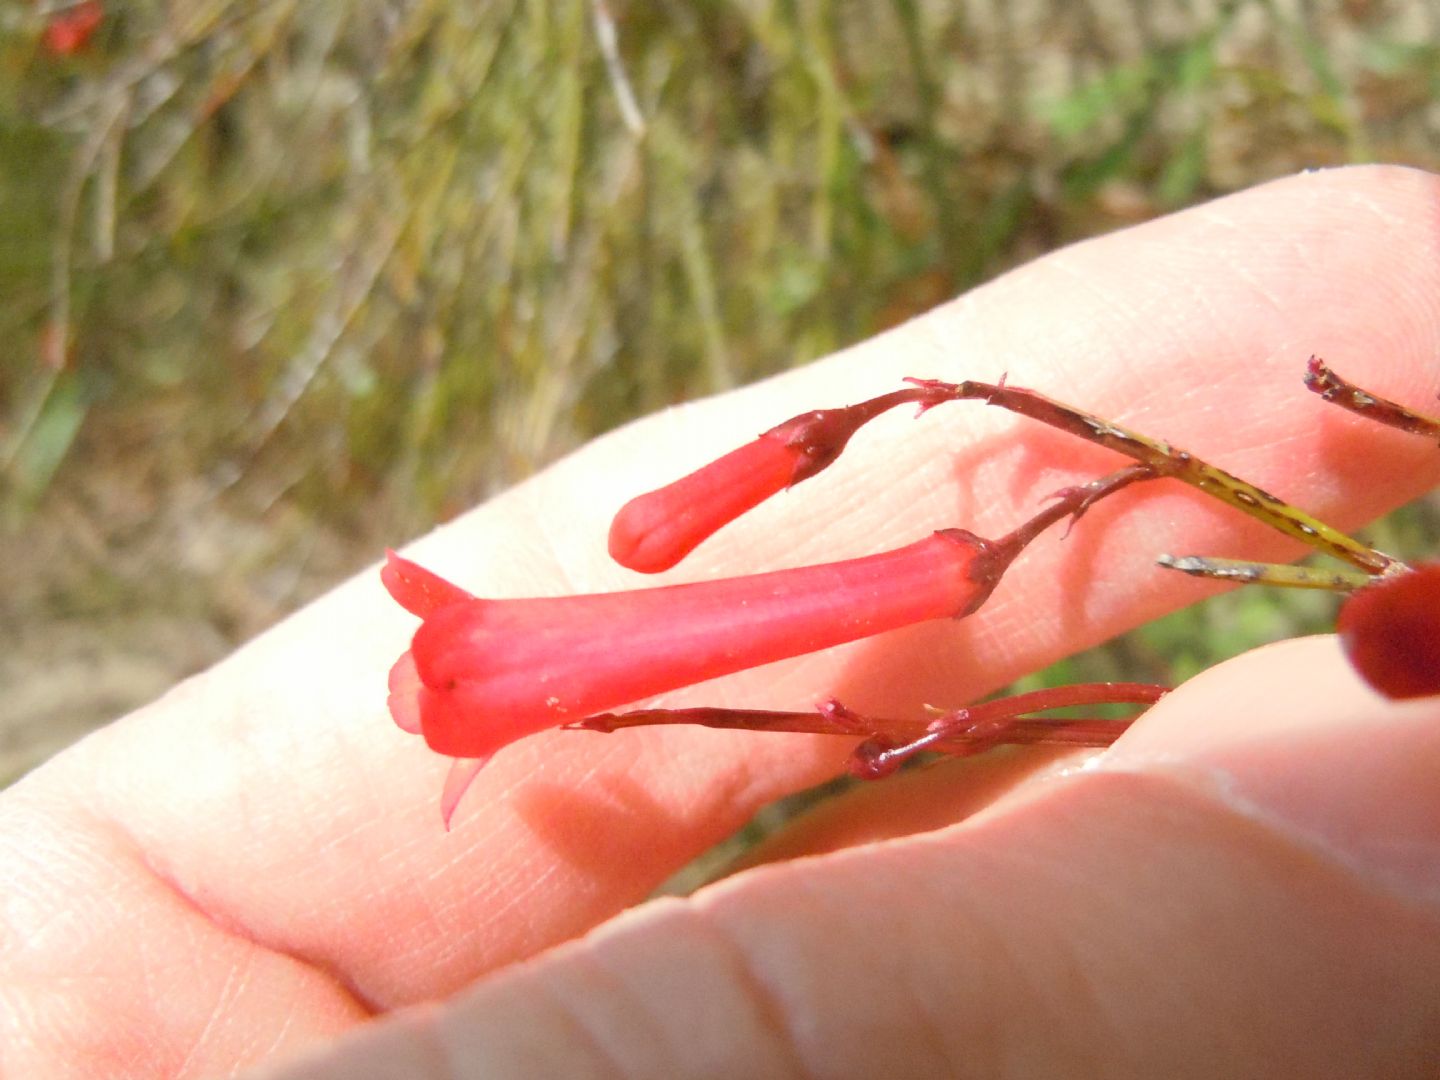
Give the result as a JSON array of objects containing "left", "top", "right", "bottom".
[{"left": 4, "top": 0, "right": 1440, "bottom": 786}]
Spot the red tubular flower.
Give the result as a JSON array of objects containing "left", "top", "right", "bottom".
[
  {"left": 386, "top": 529, "right": 991, "bottom": 762},
  {"left": 608, "top": 386, "right": 951, "bottom": 573}
]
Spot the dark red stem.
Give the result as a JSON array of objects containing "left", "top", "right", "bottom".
[
  {"left": 575, "top": 681, "right": 1167, "bottom": 775},
  {"left": 1304, "top": 356, "right": 1440, "bottom": 446},
  {"left": 779, "top": 384, "right": 957, "bottom": 483}
]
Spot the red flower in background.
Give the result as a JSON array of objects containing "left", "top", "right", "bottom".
[{"left": 42, "top": 1, "right": 103, "bottom": 56}]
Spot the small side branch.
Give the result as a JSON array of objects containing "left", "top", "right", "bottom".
[{"left": 575, "top": 682, "right": 1167, "bottom": 777}]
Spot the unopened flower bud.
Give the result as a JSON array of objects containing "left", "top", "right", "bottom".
[{"left": 609, "top": 387, "right": 948, "bottom": 573}]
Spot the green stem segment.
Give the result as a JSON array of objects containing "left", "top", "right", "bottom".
[
  {"left": 1155, "top": 555, "right": 1375, "bottom": 593},
  {"left": 907, "top": 376, "right": 1400, "bottom": 577}
]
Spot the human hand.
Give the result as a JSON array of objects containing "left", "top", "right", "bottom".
[{"left": 4, "top": 166, "right": 1439, "bottom": 1079}]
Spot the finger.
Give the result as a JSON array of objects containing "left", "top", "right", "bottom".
[
  {"left": 255, "top": 635, "right": 1440, "bottom": 1080},
  {"left": 7, "top": 166, "right": 1440, "bottom": 1076}
]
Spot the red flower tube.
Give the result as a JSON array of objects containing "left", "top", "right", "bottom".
[
  {"left": 386, "top": 529, "right": 991, "bottom": 762},
  {"left": 42, "top": 1, "right": 103, "bottom": 55}
]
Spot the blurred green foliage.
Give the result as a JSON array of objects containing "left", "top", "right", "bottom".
[{"left": 3, "top": 0, "right": 1440, "bottom": 782}]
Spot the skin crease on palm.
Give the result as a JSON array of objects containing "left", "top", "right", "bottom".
[{"left": 3, "top": 166, "right": 1440, "bottom": 1079}]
